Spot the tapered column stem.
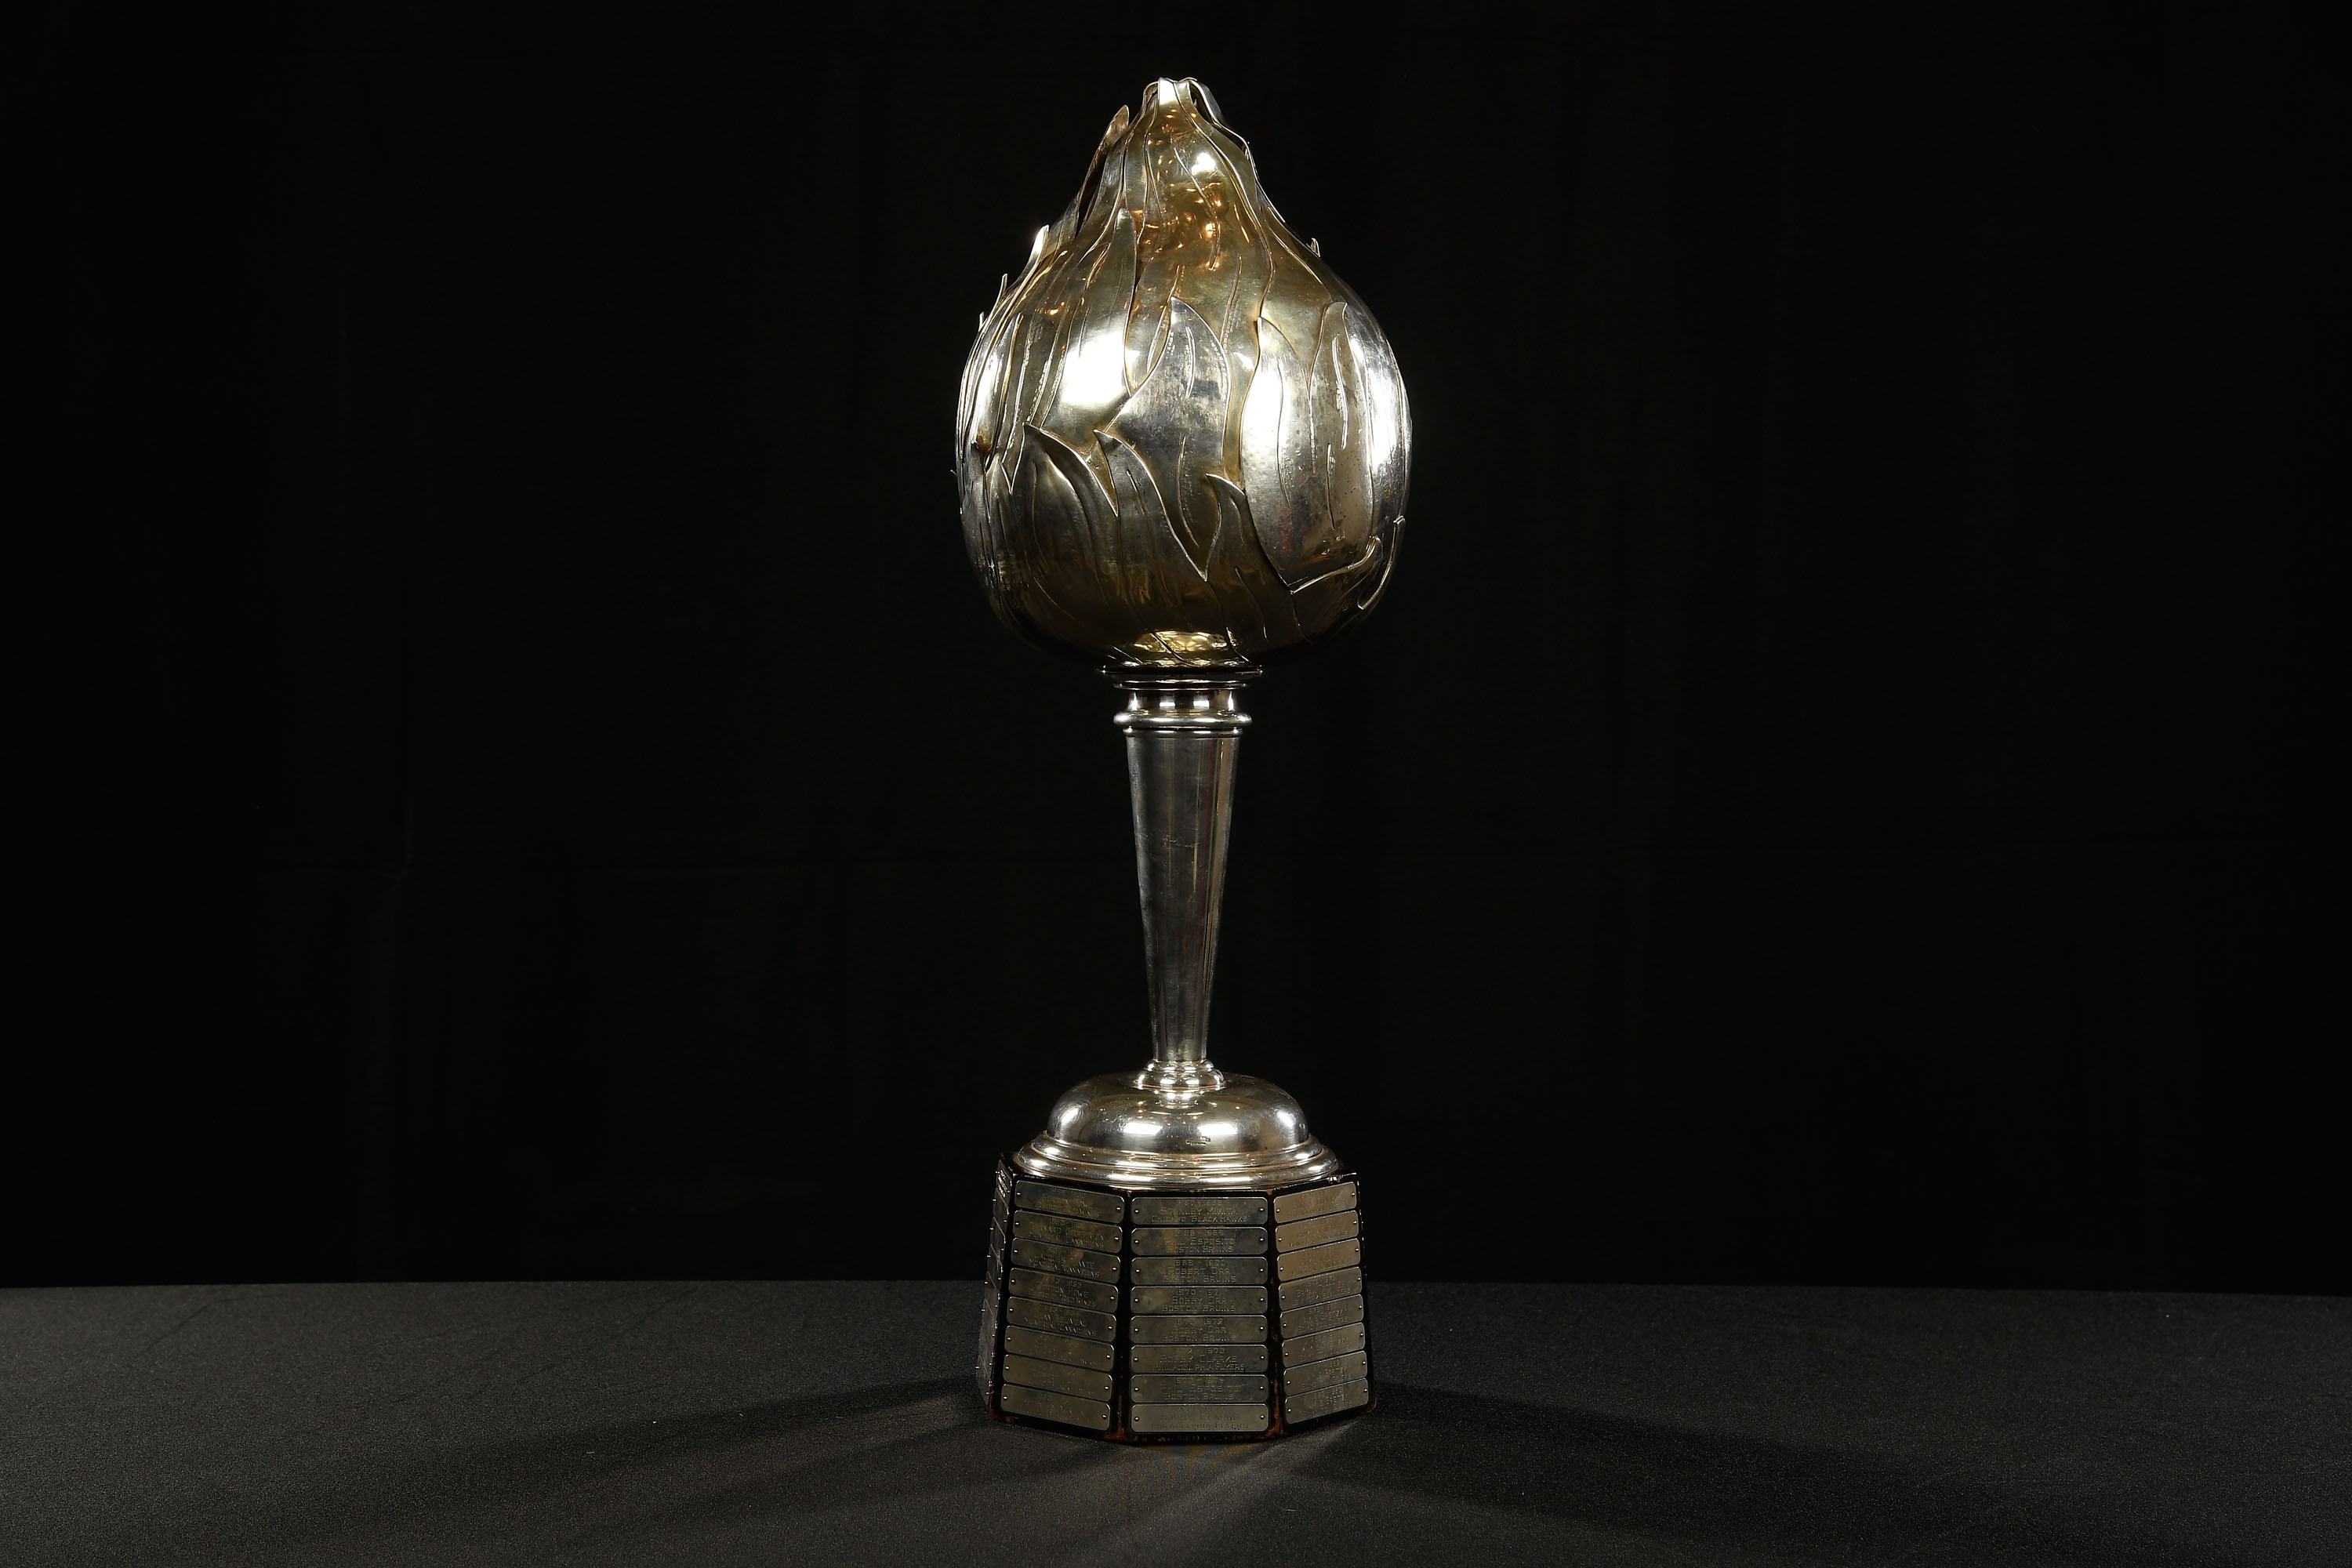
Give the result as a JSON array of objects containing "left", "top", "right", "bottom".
[{"left": 1111, "top": 667, "right": 1254, "bottom": 1093}]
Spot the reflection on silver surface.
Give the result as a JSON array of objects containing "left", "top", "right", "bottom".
[{"left": 956, "top": 78, "right": 1409, "bottom": 669}]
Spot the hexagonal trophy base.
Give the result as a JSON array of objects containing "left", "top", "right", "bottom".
[{"left": 976, "top": 1160, "right": 1374, "bottom": 1441}]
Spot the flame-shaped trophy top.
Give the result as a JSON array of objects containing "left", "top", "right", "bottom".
[{"left": 956, "top": 78, "right": 1411, "bottom": 667}]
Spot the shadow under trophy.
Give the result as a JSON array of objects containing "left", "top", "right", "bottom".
[{"left": 956, "top": 78, "right": 1410, "bottom": 1441}]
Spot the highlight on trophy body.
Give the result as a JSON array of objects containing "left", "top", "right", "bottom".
[{"left": 957, "top": 78, "right": 1409, "bottom": 1441}]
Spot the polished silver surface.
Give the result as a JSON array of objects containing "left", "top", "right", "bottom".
[
  {"left": 955, "top": 77, "right": 1410, "bottom": 669},
  {"left": 957, "top": 78, "right": 1409, "bottom": 1196}
]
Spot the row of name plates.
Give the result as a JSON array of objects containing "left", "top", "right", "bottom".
[{"left": 978, "top": 1163, "right": 1371, "bottom": 1438}]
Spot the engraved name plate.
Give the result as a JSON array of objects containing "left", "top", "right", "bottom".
[
  {"left": 1128, "top": 1342, "right": 1269, "bottom": 1374},
  {"left": 1003, "top": 1324, "right": 1116, "bottom": 1372},
  {"left": 1272, "top": 1182, "right": 1358, "bottom": 1225},
  {"left": 1011, "top": 1210, "right": 1121, "bottom": 1254},
  {"left": 1276, "top": 1238, "right": 1361, "bottom": 1282},
  {"left": 1131, "top": 1194, "right": 1269, "bottom": 1226},
  {"left": 1132, "top": 1226, "right": 1265, "bottom": 1256},
  {"left": 1005, "top": 1295, "right": 1116, "bottom": 1341},
  {"left": 1278, "top": 1265, "right": 1361, "bottom": 1311},
  {"left": 1130, "top": 1284, "right": 1266, "bottom": 1315},
  {"left": 1007, "top": 1267, "right": 1118, "bottom": 1314},
  {"left": 1131, "top": 1254, "right": 1267, "bottom": 1286},
  {"left": 1130, "top": 1313, "right": 1268, "bottom": 1344},
  {"left": 1011, "top": 1238, "right": 1122, "bottom": 1283},
  {"left": 1128, "top": 1402, "right": 1269, "bottom": 1434},
  {"left": 1015, "top": 1180, "right": 1123, "bottom": 1224}
]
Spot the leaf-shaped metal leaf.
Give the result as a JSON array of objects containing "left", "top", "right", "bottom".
[
  {"left": 1308, "top": 300, "right": 1377, "bottom": 560},
  {"left": 1036, "top": 205, "right": 1138, "bottom": 447},
  {"left": 1203, "top": 474, "right": 1305, "bottom": 652},
  {"left": 1240, "top": 314, "right": 1321, "bottom": 583},
  {"left": 1104, "top": 296, "right": 1230, "bottom": 577}
]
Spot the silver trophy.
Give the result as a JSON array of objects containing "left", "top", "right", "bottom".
[{"left": 956, "top": 78, "right": 1409, "bottom": 1440}]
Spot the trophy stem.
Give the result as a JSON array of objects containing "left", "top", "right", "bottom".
[{"left": 1111, "top": 666, "right": 1254, "bottom": 1091}]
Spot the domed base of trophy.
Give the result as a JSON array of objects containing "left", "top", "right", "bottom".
[{"left": 975, "top": 1067, "right": 1374, "bottom": 1443}]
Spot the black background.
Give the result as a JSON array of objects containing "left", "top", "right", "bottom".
[{"left": 18, "top": 3, "right": 2337, "bottom": 1292}]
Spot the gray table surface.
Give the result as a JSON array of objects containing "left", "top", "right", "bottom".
[{"left": 3, "top": 1281, "right": 2345, "bottom": 1565}]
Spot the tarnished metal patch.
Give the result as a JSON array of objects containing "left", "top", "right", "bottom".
[
  {"left": 1005, "top": 1295, "right": 1115, "bottom": 1341},
  {"left": 1130, "top": 1313, "right": 1267, "bottom": 1344},
  {"left": 1281, "top": 1320, "right": 1364, "bottom": 1367},
  {"left": 1011, "top": 1238, "right": 1121, "bottom": 1283},
  {"left": 1003, "top": 1323, "right": 1116, "bottom": 1372},
  {"left": 1129, "top": 1284, "right": 1266, "bottom": 1315},
  {"left": 1277, "top": 1265, "right": 1360, "bottom": 1311},
  {"left": 1283, "top": 1377, "right": 1370, "bottom": 1425},
  {"left": 1015, "top": 1179, "right": 1123, "bottom": 1225},
  {"left": 1279, "top": 1294, "right": 1363, "bottom": 1341},
  {"left": 1008, "top": 1267, "right": 1118, "bottom": 1314},
  {"left": 1274, "top": 1210, "right": 1360, "bottom": 1253},
  {"left": 1129, "top": 1402, "right": 1269, "bottom": 1434},
  {"left": 1281, "top": 1348, "right": 1368, "bottom": 1396},
  {"left": 1276, "top": 1238, "right": 1361, "bottom": 1282},
  {"left": 1011, "top": 1210, "right": 1121, "bottom": 1254},
  {"left": 1002, "top": 1352, "right": 1113, "bottom": 1402},
  {"left": 1132, "top": 1226, "right": 1265, "bottom": 1256},
  {"left": 1128, "top": 1341, "right": 1269, "bottom": 1374},
  {"left": 1272, "top": 1181, "right": 1357, "bottom": 1225},
  {"left": 1000, "top": 1382, "right": 1111, "bottom": 1431},
  {"left": 1131, "top": 1194, "right": 1268, "bottom": 1226},
  {"left": 1131, "top": 1254, "right": 1266, "bottom": 1286},
  {"left": 1129, "top": 1372, "right": 1269, "bottom": 1403}
]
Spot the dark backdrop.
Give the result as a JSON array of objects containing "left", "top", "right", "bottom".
[{"left": 18, "top": 3, "right": 2337, "bottom": 1291}]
